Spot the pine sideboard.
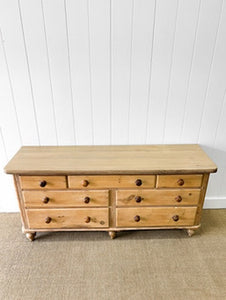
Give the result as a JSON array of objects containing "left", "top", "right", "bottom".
[{"left": 4, "top": 145, "right": 217, "bottom": 241}]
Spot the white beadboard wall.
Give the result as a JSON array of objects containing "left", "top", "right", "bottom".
[{"left": 0, "top": 0, "right": 226, "bottom": 212}]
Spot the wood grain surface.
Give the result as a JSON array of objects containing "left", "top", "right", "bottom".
[{"left": 4, "top": 145, "right": 217, "bottom": 175}]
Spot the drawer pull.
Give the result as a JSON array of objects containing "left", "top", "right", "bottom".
[
  {"left": 45, "top": 216, "right": 52, "bottom": 224},
  {"left": 177, "top": 179, "right": 184, "bottom": 186},
  {"left": 40, "top": 180, "right": 47, "bottom": 188},
  {"left": 42, "top": 197, "right": 50, "bottom": 204},
  {"left": 172, "top": 215, "right": 179, "bottom": 222},
  {"left": 135, "top": 196, "right": 142, "bottom": 203},
  {"left": 82, "top": 180, "right": 89, "bottom": 187},
  {"left": 84, "top": 196, "right": 90, "bottom": 204},
  {"left": 134, "top": 215, "right": 140, "bottom": 222},
  {"left": 135, "top": 179, "right": 142, "bottom": 186},
  {"left": 175, "top": 195, "right": 182, "bottom": 202},
  {"left": 85, "top": 216, "right": 91, "bottom": 223}
]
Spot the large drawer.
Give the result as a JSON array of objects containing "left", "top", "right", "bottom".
[
  {"left": 23, "top": 190, "right": 109, "bottom": 208},
  {"left": 116, "top": 207, "right": 197, "bottom": 227},
  {"left": 156, "top": 175, "right": 203, "bottom": 188},
  {"left": 68, "top": 175, "right": 155, "bottom": 189},
  {"left": 26, "top": 208, "right": 109, "bottom": 229},
  {"left": 20, "top": 176, "right": 67, "bottom": 189},
  {"left": 116, "top": 189, "right": 200, "bottom": 206}
]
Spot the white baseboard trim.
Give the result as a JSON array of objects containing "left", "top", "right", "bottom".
[{"left": 204, "top": 197, "right": 226, "bottom": 209}]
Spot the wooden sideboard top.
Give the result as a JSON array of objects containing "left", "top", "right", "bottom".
[{"left": 4, "top": 144, "right": 217, "bottom": 175}]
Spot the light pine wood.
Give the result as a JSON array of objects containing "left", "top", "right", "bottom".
[
  {"left": 195, "top": 173, "right": 210, "bottom": 225},
  {"left": 20, "top": 176, "right": 67, "bottom": 190},
  {"left": 68, "top": 175, "right": 155, "bottom": 189},
  {"left": 187, "top": 229, "right": 196, "bottom": 237},
  {"left": 4, "top": 145, "right": 217, "bottom": 175},
  {"left": 13, "top": 175, "right": 28, "bottom": 229},
  {"left": 156, "top": 174, "right": 203, "bottom": 188},
  {"left": 5, "top": 145, "right": 217, "bottom": 239},
  {"left": 109, "top": 231, "right": 117, "bottom": 239},
  {"left": 25, "top": 232, "right": 36, "bottom": 241},
  {"left": 23, "top": 190, "right": 109, "bottom": 208},
  {"left": 26, "top": 208, "right": 109, "bottom": 229},
  {"left": 116, "top": 207, "right": 197, "bottom": 227},
  {"left": 24, "top": 225, "right": 201, "bottom": 232},
  {"left": 116, "top": 189, "right": 201, "bottom": 206}
]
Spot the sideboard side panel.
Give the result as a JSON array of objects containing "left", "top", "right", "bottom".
[{"left": 13, "top": 174, "right": 29, "bottom": 230}]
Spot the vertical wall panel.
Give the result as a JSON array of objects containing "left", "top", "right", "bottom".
[
  {"left": 198, "top": 1, "right": 226, "bottom": 147},
  {"left": 66, "top": 0, "right": 93, "bottom": 145},
  {"left": 88, "top": 0, "right": 110, "bottom": 145},
  {"left": 42, "top": 0, "right": 76, "bottom": 145},
  {"left": 20, "top": 0, "right": 57, "bottom": 145},
  {"left": 111, "top": 0, "right": 133, "bottom": 144},
  {"left": 163, "top": 0, "right": 201, "bottom": 143},
  {"left": 146, "top": 0, "right": 179, "bottom": 144},
  {"left": 0, "top": 129, "right": 18, "bottom": 212},
  {"left": 180, "top": 0, "right": 223, "bottom": 143},
  {"left": 200, "top": 1, "right": 226, "bottom": 198},
  {"left": 129, "top": 0, "right": 156, "bottom": 144},
  {"left": 0, "top": 32, "right": 21, "bottom": 158},
  {"left": 0, "top": 0, "right": 39, "bottom": 145},
  {"left": 1, "top": 0, "right": 226, "bottom": 210}
]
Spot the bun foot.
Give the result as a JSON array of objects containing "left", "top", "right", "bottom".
[
  {"left": 108, "top": 231, "right": 116, "bottom": 239},
  {"left": 187, "top": 229, "right": 195, "bottom": 237},
  {"left": 26, "top": 232, "right": 36, "bottom": 241}
]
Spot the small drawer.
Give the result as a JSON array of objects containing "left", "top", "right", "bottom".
[
  {"left": 116, "top": 189, "right": 200, "bottom": 206},
  {"left": 20, "top": 176, "right": 67, "bottom": 190},
  {"left": 156, "top": 175, "right": 203, "bottom": 188},
  {"left": 23, "top": 190, "right": 109, "bottom": 208},
  {"left": 26, "top": 208, "right": 109, "bottom": 229},
  {"left": 116, "top": 207, "right": 197, "bottom": 227},
  {"left": 68, "top": 175, "right": 155, "bottom": 189}
]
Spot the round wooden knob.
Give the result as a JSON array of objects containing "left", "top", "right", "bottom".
[
  {"left": 85, "top": 216, "right": 91, "bottom": 223},
  {"left": 84, "top": 196, "right": 90, "bottom": 204},
  {"left": 172, "top": 215, "right": 179, "bottom": 222},
  {"left": 45, "top": 216, "right": 52, "bottom": 224},
  {"left": 134, "top": 215, "right": 140, "bottom": 222},
  {"left": 135, "top": 196, "right": 142, "bottom": 203},
  {"left": 175, "top": 195, "right": 182, "bottom": 202},
  {"left": 42, "top": 197, "right": 49, "bottom": 204},
  {"left": 177, "top": 179, "right": 184, "bottom": 186},
  {"left": 82, "top": 180, "right": 89, "bottom": 187},
  {"left": 135, "top": 179, "right": 142, "bottom": 186},
  {"left": 40, "top": 180, "right": 47, "bottom": 187}
]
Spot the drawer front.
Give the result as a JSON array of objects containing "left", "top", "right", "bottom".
[
  {"left": 156, "top": 175, "right": 203, "bottom": 188},
  {"left": 68, "top": 175, "right": 155, "bottom": 189},
  {"left": 26, "top": 208, "right": 109, "bottom": 229},
  {"left": 116, "top": 207, "right": 197, "bottom": 227},
  {"left": 116, "top": 189, "right": 201, "bottom": 206},
  {"left": 20, "top": 176, "right": 67, "bottom": 189},
  {"left": 23, "top": 190, "right": 109, "bottom": 208}
]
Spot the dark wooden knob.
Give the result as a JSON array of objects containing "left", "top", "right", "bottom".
[
  {"left": 134, "top": 215, "right": 140, "bottom": 222},
  {"left": 172, "top": 215, "right": 179, "bottom": 222},
  {"left": 84, "top": 196, "right": 90, "bottom": 204},
  {"left": 135, "top": 179, "right": 142, "bottom": 186},
  {"left": 45, "top": 216, "right": 52, "bottom": 224},
  {"left": 82, "top": 180, "right": 89, "bottom": 187},
  {"left": 175, "top": 195, "right": 182, "bottom": 202},
  {"left": 42, "top": 197, "right": 49, "bottom": 204},
  {"left": 40, "top": 180, "right": 47, "bottom": 187},
  {"left": 85, "top": 216, "right": 91, "bottom": 223},
  {"left": 177, "top": 179, "right": 184, "bottom": 186},
  {"left": 135, "top": 196, "right": 142, "bottom": 203}
]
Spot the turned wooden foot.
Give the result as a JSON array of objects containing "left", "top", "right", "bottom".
[
  {"left": 108, "top": 231, "right": 116, "bottom": 239},
  {"left": 187, "top": 229, "right": 195, "bottom": 237},
  {"left": 25, "top": 232, "right": 36, "bottom": 241}
]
